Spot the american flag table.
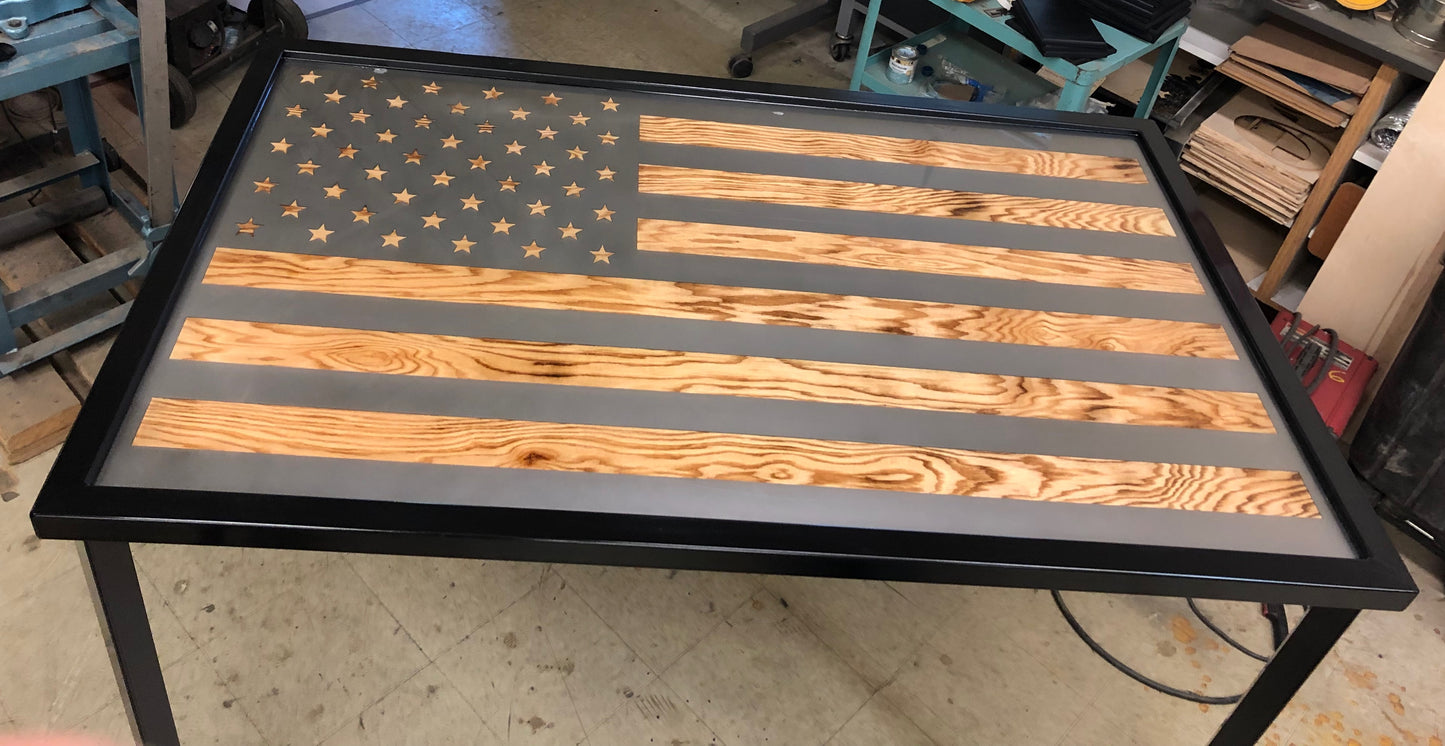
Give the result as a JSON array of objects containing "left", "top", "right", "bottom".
[{"left": 31, "top": 42, "right": 1414, "bottom": 745}]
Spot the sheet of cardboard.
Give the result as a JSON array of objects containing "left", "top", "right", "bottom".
[{"left": 1230, "top": 20, "right": 1376, "bottom": 95}]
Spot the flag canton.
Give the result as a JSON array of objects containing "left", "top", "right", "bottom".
[{"left": 220, "top": 63, "right": 640, "bottom": 271}]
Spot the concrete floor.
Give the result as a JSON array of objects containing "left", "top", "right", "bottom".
[{"left": 3, "top": 0, "right": 1445, "bottom": 743}]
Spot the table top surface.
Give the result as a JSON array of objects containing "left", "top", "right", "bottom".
[{"left": 32, "top": 43, "right": 1415, "bottom": 610}]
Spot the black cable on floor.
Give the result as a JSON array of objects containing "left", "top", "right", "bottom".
[
  {"left": 1052, "top": 590, "right": 1251, "bottom": 706},
  {"left": 1187, "top": 598, "right": 1271, "bottom": 662}
]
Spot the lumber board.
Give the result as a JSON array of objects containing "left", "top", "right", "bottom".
[
  {"left": 635, "top": 165, "right": 1177, "bottom": 237},
  {"left": 1257, "top": 64, "right": 1399, "bottom": 303},
  {"left": 636, "top": 115, "right": 1149, "bottom": 184},
  {"left": 172, "top": 318, "right": 1272, "bottom": 432},
  {"left": 201, "top": 248, "right": 1238, "bottom": 359},
  {"left": 133, "top": 398, "right": 1320, "bottom": 518},
  {"left": 634, "top": 220, "right": 1204, "bottom": 294}
]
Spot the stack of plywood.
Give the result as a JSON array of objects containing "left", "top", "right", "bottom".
[
  {"left": 1181, "top": 88, "right": 1340, "bottom": 225},
  {"left": 1217, "top": 21, "right": 1377, "bottom": 129}
]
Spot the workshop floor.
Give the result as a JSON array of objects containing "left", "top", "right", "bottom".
[{"left": 3, "top": 0, "right": 1445, "bottom": 744}]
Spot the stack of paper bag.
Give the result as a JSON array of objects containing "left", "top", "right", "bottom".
[
  {"left": 1182, "top": 88, "right": 1340, "bottom": 225},
  {"left": 1218, "top": 21, "right": 1376, "bottom": 128}
]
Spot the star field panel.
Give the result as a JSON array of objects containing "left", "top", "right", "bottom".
[{"left": 95, "top": 59, "right": 1356, "bottom": 558}]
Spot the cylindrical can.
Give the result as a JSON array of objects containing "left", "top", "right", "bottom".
[
  {"left": 1396, "top": 0, "right": 1445, "bottom": 49},
  {"left": 887, "top": 45, "right": 920, "bottom": 85}
]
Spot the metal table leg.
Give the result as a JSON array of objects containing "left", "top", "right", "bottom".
[
  {"left": 1208, "top": 606, "right": 1359, "bottom": 745},
  {"left": 79, "top": 541, "right": 180, "bottom": 746},
  {"left": 847, "top": 0, "right": 882, "bottom": 90},
  {"left": 1134, "top": 34, "right": 1181, "bottom": 119}
]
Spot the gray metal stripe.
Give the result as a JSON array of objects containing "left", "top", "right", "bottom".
[
  {"left": 95, "top": 448, "right": 1353, "bottom": 558},
  {"left": 638, "top": 194, "right": 1195, "bottom": 263},
  {"left": 133, "top": 360, "right": 1302, "bottom": 471},
  {"left": 661, "top": 95, "right": 1151, "bottom": 160},
  {"left": 637, "top": 142, "right": 1166, "bottom": 208},
  {"left": 182, "top": 285, "right": 1260, "bottom": 391}
]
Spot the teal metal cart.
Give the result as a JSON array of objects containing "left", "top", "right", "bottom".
[{"left": 848, "top": 0, "right": 1187, "bottom": 117}]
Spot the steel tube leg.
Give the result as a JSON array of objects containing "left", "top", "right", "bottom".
[
  {"left": 80, "top": 541, "right": 180, "bottom": 746},
  {"left": 1209, "top": 606, "right": 1359, "bottom": 745}
]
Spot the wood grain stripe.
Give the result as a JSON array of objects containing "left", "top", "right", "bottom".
[
  {"left": 636, "top": 165, "right": 1176, "bottom": 237},
  {"left": 132, "top": 398, "right": 1318, "bottom": 518},
  {"left": 635, "top": 219, "right": 1204, "bottom": 294},
  {"left": 201, "top": 249, "right": 1238, "bottom": 359},
  {"left": 638, "top": 115, "right": 1150, "bottom": 184},
  {"left": 172, "top": 318, "right": 1271, "bottom": 432}
]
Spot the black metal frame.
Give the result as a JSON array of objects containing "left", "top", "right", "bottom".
[{"left": 29, "top": 40, "right": 1419, "bottom": 746}]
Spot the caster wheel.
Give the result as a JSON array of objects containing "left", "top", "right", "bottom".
[
  {"left": 829, "top": 40, "right": 852, "bottom": 62},
  {"left": 727, "top": 54, "right": 753, "bottom": 79},
  {"left": 168, "top": 64, "right": 197, "bottom": 129}
]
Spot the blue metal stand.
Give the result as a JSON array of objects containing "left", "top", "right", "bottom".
[
  {"left": 0, "top": 0, "right": 170, "bottom": 376},
  {"left": 849, "top": 0, "right": 1188, "bottom": 115}
]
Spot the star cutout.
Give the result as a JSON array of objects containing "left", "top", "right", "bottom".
[
  {"left": 498, "top": 176, "right": 519, "bottom": 192},
  {"left": 522, "top": 241, "right": 545, "bottom": 258},
  {"left": 452, "top": 235, "right": 476, "bottom": 253},
  {"left": 467, "top": 155, "right": 491, "bottom": 170},
  {"left": 324, "top": 89, "right": 346, "bottom": 103},
  {"left": 253, "top": 177, "right": 276, "bottom": 193},
  {"left": 414, "top": 116, "right": 432, "bottom": 129},
  {"left": 432, "top": 171, "right": 455, "bottom": 186},
  {"left": 270, "top": 138, "right": 292, "bottom": 153},
  {"left": 422, "top": 81, "right": 442, "bottom": 94},
  {"left": 483, "top": 87, "right": 503, "bottom": 100},
  {"left": 450, "top": 101, "right": 469, "bottom": 115},
  {"left": 562, "top": 181, "right": 584, "bottom": 197},
  {"left": 558, "top": 222, "right": 581, "bottom": 239},
  {"left": 365, "top": 164, "right": 388, "bottom": 180},
  {"left": 491, "top": 217, "right": 514, "bottom": 234},
  {"left": 352, "top": 206, "right": 376, "bottom": 223},
  {"left": 440, "top": 134, "right": 462, "bottom": 149},
  {"left": 280, "top": 200, "right": 305, "bottom": 217},
  {"left": 533, "top": 161, "right": 555, "bottom": 176},
  {"left": 376, "top": 129, "right": 398, "bottom": 143},
  {"left": 323, "top": 183, "right": 346, "bottom": 199},
  {"left": 299, "top": 71, "right": 321, "bottom": 84},
  {"left": 380, "top": 230, "right": 405, "bottom": 248},
  {"left": 350, "top": 110, "right": 371, "bottom": 123},
  {"left": 601, "top": 98, "right": 620, "bottom": 111},
  {"left": 598, "top": 131, "right": 619, "bottom": 145},
  {"left": 526, "top": 200, "right": 550, "bottom": 216},
  {"left": 596, "top": 166, "right": 616, "bottom": 180},
  {"left": 541, "top": 92, "right": 562, "bottom": 106},
  {"left": 567, "top": 147, "right": 588, "bottom": 160},
  {"left": 361, "top": 76, "right": 379, "bottom": 89},
  {"left": 570, "top": 112, "right": 591, "bottom": 126},
  {"left": 393, "top": 188, "right": 415, "bottom": 204},
  {"left": 296, "top": 160, "right": 320, "bottom": 175},
  {"left": 236, "top": 218, "right": 260, "bottom": 235},
  {"left": 460, "top": 194, "right": 483, "bottom": 210},
  {"left": 537, "top": 126, "right": 558, "bottom": 140},
  {"left": 311, "top": 123, "right": 333, "bottom": 138},
  {"left": 590, "top": 246, "right": 614, "bottom": 263},
  {"left": 285, "top": 105, "right": 306, "bottom": 117},
  {"left": 387, "top": 95, "right": 407, "bottom": 108},
  {"left": 404, "top": 149, "right": 424, "bottom": 165},
  {"left": 509, "top": 107, "right": 530, "bottom": 120},
  {"left": 476, "top": 121, "right": 494, "bottom": 134},
  {"left": 337, "top": 144, "right": 359, "bottom": 159},
  {"left": 593, "top": 205, "right": 615, "bottom": 221},
  {"left": 421, "top": 212, "right": 446, "bottom": 229},
  {"left": 309, "top": 224, "right": 334, "bottom": 242},
  {"left": 505, "top": 140, "right": 526, "bottom": 155}
]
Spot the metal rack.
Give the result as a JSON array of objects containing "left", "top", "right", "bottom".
[{"left": 0, "top": 0, "right": 172, "bottom": 376}]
